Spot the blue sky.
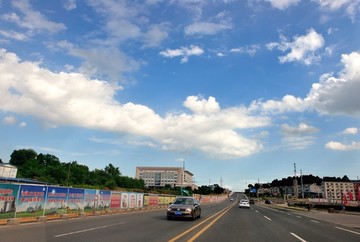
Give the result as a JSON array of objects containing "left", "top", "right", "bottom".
[{"left": 0, "top": 0, "right": 360, "bottom": 191}]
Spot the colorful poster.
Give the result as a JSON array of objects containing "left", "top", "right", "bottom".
[
  {"left": 110, "top": 192, "right": 121, "bottom": 210},
  {"left": 98, "top": 190, "right": 111, "bottom": 211},
  {"left": 121, "top": 193, "right": 129, "bottom": 209},
  {"left": 143, "top": 194, "right": 149, "bottom": 206},
  {"left": 67, "top": 188, "right": 84, "bottom": 212},
  {"left": 84, "top": 189, "right": 99, "bottom": 212},
  {"left": 16, "top": 185, "right": 47, "bottom": 218},
  {"left": 149, "top": 195, "right": 158, "bottom": 206},
  {"left": 129, "top": 193, "right": 136, "bottom": 208},
  {"left": 0, "top": 183, "right": 19, "bottom": 219},
  {"left": 136, "top": 193, "right": 143, "bottom": 208},
  {"left": 44, "top": 186, "right": 68, "bottom": 215}
]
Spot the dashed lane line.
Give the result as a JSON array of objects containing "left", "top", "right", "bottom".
[
  {"left": 335, "top": 226, "right": 360, "bottom": 236},
  {"left": 290, "top": 232, "right": 307, "bottom": 242},
  {"left": 54, "top": 222, "right": 125, "bottom": 238}
]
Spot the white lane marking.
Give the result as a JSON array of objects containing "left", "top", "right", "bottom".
[
  {"left": 290, "top": 232, "right": 307, "bottom": 242},
  {"left": 255, "top": 210, "right": 259, "bottom": 213},
  {"left": 54, "top": 222, "right": 125, "bottom": 238},
  {"left": 310, "top": 220, "right": 319, "bottom": 223},
  {"left": 296, "top": 216, "right": 302, "bottom": 219},
  {"left": 264, "top": 216, "right": 271, "bottom": 221},
  {"left": 287, "top": 213, "right": 292, "bottom": 216},
  {"left": 335, "top": 226, "right": 360, "bottom": 236}
]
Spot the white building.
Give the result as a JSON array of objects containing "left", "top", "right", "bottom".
[
  {"left": 135, "top": 166, "right": 195, "bottom": 189},
  {"left": 322, "top": 181, "right": 355, "bottom": 201},
  {"left": 0, "top": 164, "right": 17, "bottom": 178}
]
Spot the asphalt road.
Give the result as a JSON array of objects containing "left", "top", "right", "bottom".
[{"left": 0, "top": 194, "right": 359, "bottom": 242}]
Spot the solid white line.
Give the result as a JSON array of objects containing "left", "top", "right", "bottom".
[
  {"left": 54, "top": 222, "right": 125, "bottom": 237},
  {"left": 310, "top": 220, "right": 319, "bottom": 223},
  {"left": 335, "top": 226, "right": 360, "bottom": 236},
  {"left": 290, "top": 232, "right": 307, "bottom": 242},
  {"left": 264, "top": 216, "right": 271, "bottom": 221}
]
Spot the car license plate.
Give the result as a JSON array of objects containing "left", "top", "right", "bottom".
[{"left": 175, "top": 211, "right": 182, "bottom": 215}]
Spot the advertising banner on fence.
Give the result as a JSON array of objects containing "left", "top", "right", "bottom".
[
  {"left": 110, "top": 191, "right": 121, "bottom": 210},
  {"left": 84, "top": 189, "right": 98, "bottom": 212},
  {"left": 0, "top": 183, "right": 19, "bottom": 219},
  {"left": 129, "top": 193, "right": 136, "bottom": 208},
  {"left": 16, "top": 185, "right": 47, "bottom": 218},
  {"left": 137, "top": 193, "right": 143, "bottom": 208},
  {"left": 121, "top": 193, "right": 129, "bottom": 209},
  {"left": 67, "top": 188, "right": 85, "bottom": 212},
  {"left": 44, "top": 186, "right": 68, "bottom": 215},
  {"left": 98, "top": 190, "right": 111, "bottom": 211}
]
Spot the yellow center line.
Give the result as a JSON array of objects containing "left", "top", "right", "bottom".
[
  {"left": 168, "top": 203, "right": 235, "bottom": 242},
  {"left": 187, "top": 205, "right": 233, "bottom": 242}
]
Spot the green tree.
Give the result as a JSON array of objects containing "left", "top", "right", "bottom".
[{"left": 10, "top": 149, "right": 37, "bottom": 167}]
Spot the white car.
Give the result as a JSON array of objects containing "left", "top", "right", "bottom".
[{"left": 239, "top": 199, "right": 250, "bottom": 208}]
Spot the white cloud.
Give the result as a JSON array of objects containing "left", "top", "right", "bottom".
[
  {"left": 307, "top": 52, "right": 360, "bottom": 116},
  {"left": 19, "top": 122, "right": 27, "bottom": 128},
  {"left": 313, "top": 0, "right": 360, "bottom": 21},
  {"left": 280, "top": 123, "right": 318, "bottom": 150},
  {"left": 159, "top": 45, "right": 204, "bottom": 63},
  {"left": 342, "top": 127, "right": 358, "bottom": 135},
  {"left": 3, "top": 0, "right": 66, "bottom": 34},
  {"left": 325, "top": 141, "right": 360, "bottom": 151},
  {"left": 250, "top": 51, "right": 360, "bottom": 117},
  {"left": 267, "top": 28, "right": 325, "bottom": 65},
  {"left": 0, "top": 29, "right": 29, "bottom": 41},
  {"left": 0, "top": 48, "right": 270, "bottom": 159},
  {"left": 264, "top": 0, "right": 301, "bottom": 9},
  {"left": 183, "top": 96, "right": 220, "bottom": 114},
  {"left": 230, "top": 45, "right": 260, "bottom": 57},
  {"left": 142, "top": 24, "right": 169, "bottom": 48},
  {"left": 184, "top": 21, "right": 232, "bottom": 36},
  {"left": 64, "top": 0, "right": 77, "bottom": 11},
  {"left": 54, "top": 41, "right": 140, "bottom": 82},
  {"left": 2, "top": 116, "right": 17, "bottom": 125},
  {"left": 281, "top": 123, "right": 319, "bottom": 135}
]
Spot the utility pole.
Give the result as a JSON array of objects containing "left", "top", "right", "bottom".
[
  {"left": 293, "top": 163, "right": 299, "bottom": 198},
  {"left": 301, "top": 169, "right": 304, "bottom": 198}
]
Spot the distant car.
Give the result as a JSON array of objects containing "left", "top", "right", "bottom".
[
  {"left": 167, "top": 197, "right": 201, "bottom": 220},
  {"left": 249, "top": 199, "right": 255, "bottom": 204},
  {"left": 239, "top": 199, "right": 250, "bottom": 208},
  {"left": 265, "top": 199, "right": 272, "bottom": 204}
]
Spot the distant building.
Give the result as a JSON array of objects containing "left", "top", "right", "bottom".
[
  {"left": 135, "top": 166, "right": 195, "bottom": 189},
  {"left": 0, "top": 163, "right": 17, "bottom": 178},
  {"left": 322, "top": 181, "right": 355, "bottom": 201}
]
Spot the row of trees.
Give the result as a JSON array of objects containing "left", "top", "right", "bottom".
[
  {"left": 4, "top": 149, "right": 228, "bottom": 195},
  {"left": 7, "top": 149, "right": 144, "bottom": 190}
]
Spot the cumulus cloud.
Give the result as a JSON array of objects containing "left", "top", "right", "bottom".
[
  {"left": 159, "top": 45, "right": 204, "bottom": 63},
  {"left": 251, "top": 51, "right": 360, "bottom": 118},
  {"left": 264, "top": 0, "right": 301, "bottom": 9},
  {"left": 313, "top": 0, "right": 360, "bottom": 21},
  {"left": 0, "top": 48, "right": 269, "bottom": 159},
  {"left": 325, "top": 141, "right": 360, "bottom": 151},
  {"left": 342, "top": 127, "right": 358, "bottom": 135},
  {"left": 267, "top": 28, "right": 325, "bottom": 65}
]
